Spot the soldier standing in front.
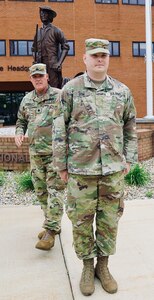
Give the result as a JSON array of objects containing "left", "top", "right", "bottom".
[
  {"left": 15, "top": 63, "right": 65, "bottom": 251},
  {"left": 53, "top": 38, "right": 138, "bottom": 295}
]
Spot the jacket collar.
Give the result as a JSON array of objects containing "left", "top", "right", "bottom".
[
  {"left": 84, "top": 72, "right": 113, "bottom": 91},
  {"left": 32, "top": 86, "right": 51, "bottom": 103}
]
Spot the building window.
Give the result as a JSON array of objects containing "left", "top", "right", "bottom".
[
  {"left": 109, "top": 41, "right": 120, "bottom": 56},
  {"left": 10, "top": 40, "right": 33, "bottom": 56},
  {"left": 8, "top": 0, "right": 45, "bottom": 2},
  {"left": 0, "top": 40, "right": 6, "bottom": 56},
  {"left": 122, "top": 0, "right": 145, "bottom": 5},
  {"left": 48, "top": 0, "right": 73, "bottom": 2},
  {"left": 132, "top": 42, "right": 154, "bottom": 57},
  {"left": 67, "top": 40, "right": 75, "bottom": 56},
  {"left": 95, "top": 0, "right": 118, "bottom": 3}
]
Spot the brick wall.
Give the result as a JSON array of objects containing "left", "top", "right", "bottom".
[
  {"left": 136, "top": 120, "right": 154, "bottom": 161},
  {"left": 0, "top": 136, "right": 30, "bottom": 171},
  {"left": 137, "top": 129, "right": 154, "bottom": 161}
]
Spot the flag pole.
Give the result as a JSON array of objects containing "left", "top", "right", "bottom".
[{"left": 144, "top": 0, "right": 154, "bottom": 118}]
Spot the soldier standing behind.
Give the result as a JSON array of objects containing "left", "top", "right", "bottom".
[
  {"left": 15, "top": 63, "right": 65, "bottom": 251},
  {"left": 32, "top": 6, "right": 70, "bottom": 89},
  {"left": 52, "top": 39, "right": 138, "bottom": 295}
]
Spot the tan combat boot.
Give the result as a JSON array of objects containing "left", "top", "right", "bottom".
[
  {"left": 38, "top": 229, "right": 61, "bottom": 240},
  {"left": 80, "top": 258, "right": 95, "bottom": 296},
  {"left": 95, "top": 256, "right": 118, "bottom": 294},
  {"left": 35, "top": 230, "right": 55, "bottom": 250},
  {"left": 38, "top": 230, "right": 46, "bottom": 239}
]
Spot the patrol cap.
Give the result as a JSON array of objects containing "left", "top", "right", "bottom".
[
  {"left": 39, "top": 6, "right": 57, "bottom": 18},
  {"left": 29, "top": 63, "right": 47, "bottom": 76},
  {"left": 85, "top": 38, "right": 110, "bottom": 55}
]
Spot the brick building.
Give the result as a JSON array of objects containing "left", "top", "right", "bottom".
[{"left": 0, "top": 0, "right": 154, "bottom": 124}]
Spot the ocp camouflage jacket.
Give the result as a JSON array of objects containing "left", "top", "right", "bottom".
[
  {"left": 53, "top": 73, "right": 138, "bottom": 175},
  {"left": 16, "top": 86, "right": 61, "bottom": 155}
]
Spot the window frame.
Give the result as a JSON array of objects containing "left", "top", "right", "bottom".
[
  {"left": 132, "top": 41, "right": 154, "bottom": 57},
  {"left": 95, "top": 0, "right": 118, "bottom": 4},
  {"left": 9, "top": 40, "right": 33, "bottom": 56},
  {"left": 109, "top": 41, "right": 120, "bottom": 57},
  {"left": 0, "top": 40, "right": 6, "bottom": 56},
  {"left": 67, "top": 40, "right": 75, "bottom": 56},
  {"left": 48, "top": 0, "right": 73, "bottom": 2},
  {"left": 122, "top": 0, "right": 145, "bottom": 5},
  {"left": 8, "top": 0, "right": 45, "bottom": 2},
  {"left": 10, "top": 39, "right": 75, "bottom": 57}
]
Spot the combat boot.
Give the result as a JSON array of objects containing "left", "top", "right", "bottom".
[
  {"left": 80, "top": 258, "right": 95, "bottom": 296},
  {"left": 38, "top": 229, "right": 61, "bottom": 239},
  {"left": 95, "top": 256, "right": 118, "bottom": 294},
  {"left": 35, "top": 230, "right": 55, "bottom": 250},
  {"left": 38, "top": 230, "right": 46, "bottom": 239}
]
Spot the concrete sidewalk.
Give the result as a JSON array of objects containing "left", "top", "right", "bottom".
[{"left": 0, "top": 200, "right": 154, "bottom": 300}]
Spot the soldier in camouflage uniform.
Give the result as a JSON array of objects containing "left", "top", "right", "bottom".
[
  {"left": 15, "top": 63, "right": 65, "bottom": 251},
  {"left": 52, "top": 38, "right": 138, "bottom": 296}
]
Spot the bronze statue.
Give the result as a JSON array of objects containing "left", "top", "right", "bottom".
[{"left": 32, "top": 6, "right": 70, "bottom": 89}]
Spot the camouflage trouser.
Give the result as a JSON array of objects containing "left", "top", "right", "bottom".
[
  {"left": 66, "top": 172, "right": 125, "bottom": 260},
  {"left": 30, "top": 154, "right": 65, "bottom": 233}
]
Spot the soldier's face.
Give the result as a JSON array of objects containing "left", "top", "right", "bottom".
[
  {"left": 83, "top": 53, "right": 109, "bottom": 78},
  {"left": 30, "top": 74, "right": 49, "bottom": 94}
]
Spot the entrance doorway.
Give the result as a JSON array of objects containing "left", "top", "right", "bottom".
[{"left": 0, "top": 92, "right": 26, "bottom": 125}]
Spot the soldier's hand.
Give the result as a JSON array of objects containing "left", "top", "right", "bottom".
[
  {"left": 59, "top": 170, "right": 68, "bottom": 183},
  {"left": 52, "top": 63, "right": 61, "bottom": 72},
  {"left": 124, "top": 162, "right": 131, "bottom": 175},
  {"left": 57, "top": 64, "right": 62, "bottom": 71},
  {"left": 15, "top": 135, "right": 24, "bottom": 148}
]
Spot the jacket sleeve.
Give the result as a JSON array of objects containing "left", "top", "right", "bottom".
[
  {"left": 55, "top": 27, "right": 70, "bottom": 52},
  {"left": 123, "top": 89, "right": 138, "bottom": 164},
  {"left": 15, "top": 98, "right": 28, "bottom": 136},
  {"left": 52, "top": 85, "right": 72, "bottom": 171}
]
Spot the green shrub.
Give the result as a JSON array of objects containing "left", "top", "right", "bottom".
[
  {"left": 15, "top": 171, "right": 34, "bottom": 192},
  {"left": 125, "top": 163, "right": 150, "bottom": 186},
  {"left": 145, "top": 190, "right": 153, "bottom": 198},
  {"left": 0, "top": 171, "right": 6, "bottom": 186}
]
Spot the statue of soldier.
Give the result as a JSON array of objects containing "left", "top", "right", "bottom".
[{"left": 32, "top": 6, "right": 70, "bottom": 89}]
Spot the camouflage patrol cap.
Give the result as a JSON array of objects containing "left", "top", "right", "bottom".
[
  {"left": 85, "top": 38, "right": 110, "bottom": 55},
  {"left": 39, "top": 6, "right": 57, "bottom": 18},
  {"left": 29, "top": 63, "right": 47, "bottom": 76}
]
